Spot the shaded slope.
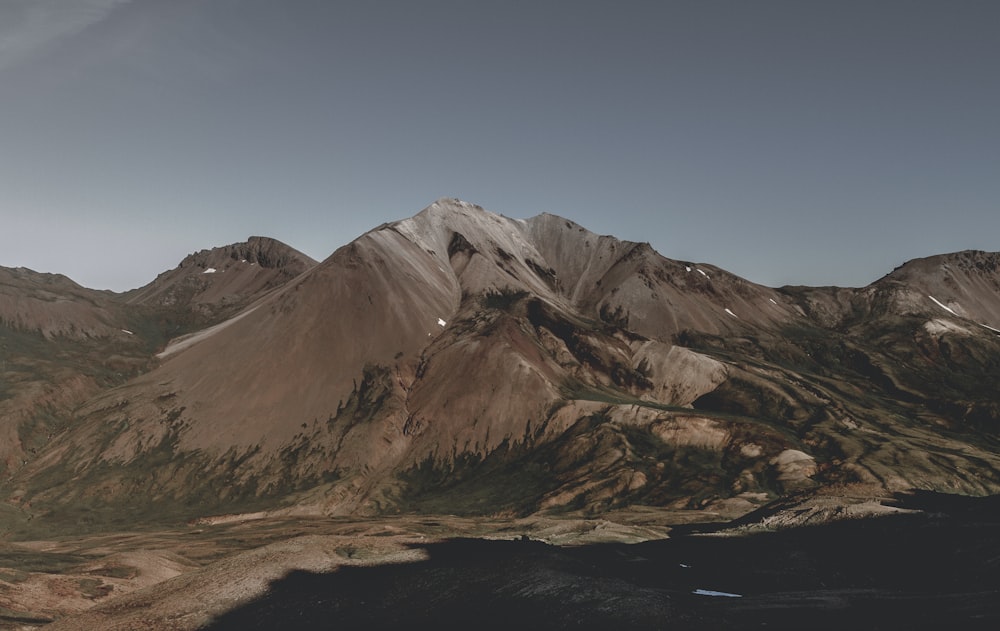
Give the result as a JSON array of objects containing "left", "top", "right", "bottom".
[
  {"left": 201, "top": 493, "right": 1000, "bottom": 631},
  {"left": 773, "top": 250, "right": 1000, "bottom": 440}
]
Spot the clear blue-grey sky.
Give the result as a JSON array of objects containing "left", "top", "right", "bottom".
[{"left": 1, "top": 0, "right": 997, "bottom": 291}]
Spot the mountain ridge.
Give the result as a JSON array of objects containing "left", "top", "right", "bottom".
[{"left": 3, "top": 198, "right": 998, "bottom": 534}]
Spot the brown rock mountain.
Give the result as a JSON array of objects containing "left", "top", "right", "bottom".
[{"left": 3, "top": 199, "right": 1000, "bottom": 533}]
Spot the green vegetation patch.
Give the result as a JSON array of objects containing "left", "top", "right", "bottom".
[
  {"left": 0, "top": 569, "right": 28, "bottom": 583},
  {"left": 0, "top": 606, "right": 53, "bottom": 625},
  {"left": 84, "top": 564, "right": 137, "bottom": 580},
  {"left": 12, "top": 428, "right": 296, "bottom": 537},
  {"left": 0, "top": 546, "right": 87, "bottom": 574},
  {"left": 77, "top": 576, "right": 113, "bottom": 600},
  {"left": 394, "top": 438, "right": 555, "bottom": 516}
]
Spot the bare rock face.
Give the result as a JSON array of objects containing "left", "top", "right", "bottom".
[{"left": 5, "top": 198, "right": 1000, "bottom": 531}]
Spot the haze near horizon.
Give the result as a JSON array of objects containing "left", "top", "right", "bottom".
[{"left": 1, "top": 0, "right": 997, "bottom": 292}]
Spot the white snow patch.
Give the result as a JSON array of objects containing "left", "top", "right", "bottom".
[
  {"left": 121, "top": 329, "right": 133, "bottom": 335},
  {"left": 693, "top": 589, "right": 742, "bottom": 598},
  {"left": 685, "top": 266, "right": 692, "bottom": 272},
  {"left": 724, "top": 308, "right": 738, "bottom": 318},
  {"left": 437, "top": 318, "right": 447, "bottom": 327},
  {"left": 928, "top": 295, "right": 957, "bottom": 315},
  {"left": 697, "top": 268, "right": 709, "bottom": 278},
  {"left": 203, "top": 267, "right": 217, "bottom": 274},
  {"left": 980, "top": 323, "right": 1000, "bottom": 334},
  {"left": 241, "top": 259, "right": 247, "bottom": 263},
  {"left": 679, "top": 563, "right": 691, "bottom": 568},
  {"left": 769, "top": 298, "right": 778, "bottom": 305},
  {"left": 924, "top": 319, "right": 970, "bottom": 336}
]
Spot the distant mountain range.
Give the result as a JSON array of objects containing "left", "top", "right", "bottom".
[{"left": 2, "top": 198, "right": 999, "bottom": 533}]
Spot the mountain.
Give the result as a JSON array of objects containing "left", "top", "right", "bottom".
[
  {"left": 0, "top": 267, "right": 139, "bottom": 476},
  {"left": 3, "top": 199, "right": 1000, "bottom": 628},
  {"left": 0, "top": 238, "right": 314, "bottom": 481},
  {"left": 4, "top": 199, "right": 999, "bottom": 534},
  {"left": 123, "top": 236, "right": 317, "bottom": 322}
]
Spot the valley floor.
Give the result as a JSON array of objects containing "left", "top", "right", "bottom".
[{"left": 2, "top": 493, "right": 999, "bottom": 630}]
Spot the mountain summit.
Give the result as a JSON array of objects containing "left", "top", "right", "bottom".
[{"left": 5, "top": 199, "right": 1000, "bottom": 530}]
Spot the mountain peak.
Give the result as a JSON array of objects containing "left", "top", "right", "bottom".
[
  {"left": 123, "top": 237, "right": 317, "bottom": 317},
  {"left": 173, "top": 236, "right": 316, "bottom": 272},
  {"left": 430, "top": 197, "right": 487, "bottom": 211}
]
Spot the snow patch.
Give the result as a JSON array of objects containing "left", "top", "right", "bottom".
[
  {"left": 697, "top": 268, "right": 709, "bottom": 278},
  {"left": 121, "top": 329, "right": 133, "bottom": 335},
  {"left": 685, "top": 266, "right": 692, "bottom": 272},
  {"left": 724, "top": 308, "right": 738, "bottom": 318},
  {"left": 928, "top": 295, "right": 957, "bottom": 315},
  {"left": 981, "top": 323, "right": 1000, "bottom": 334},
  {"left": 693, "top": 589, "right": 742, "bottom": 598},
  {"left": 203, "top": 267, "right": 217, "bottom": 274},
  {"left": 437, "top": 318, "right": 447, "bottom": 327},
  {"left": 769, "top": 298, "right": 777, "bottom": 305},
  {"left": 924, "top": 319, "right": 970, "bottom": 336}
]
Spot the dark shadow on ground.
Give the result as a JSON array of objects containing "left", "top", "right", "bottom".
[{"left": 204, "top": 492, "right": 1000, "bottom": 630}]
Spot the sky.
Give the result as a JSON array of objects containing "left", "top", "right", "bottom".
[{"left": 0, "top": 0, "right": 997, "bottom": 291}]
